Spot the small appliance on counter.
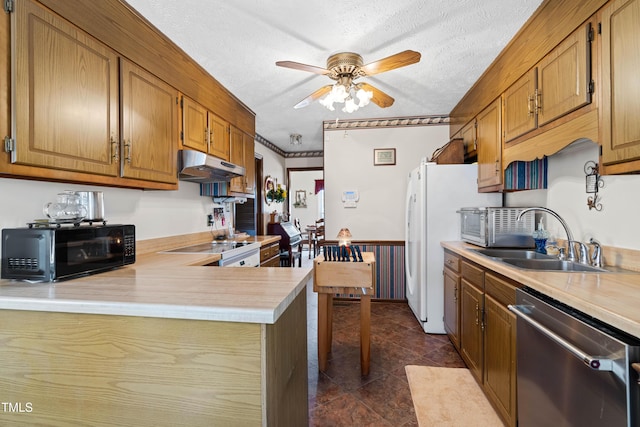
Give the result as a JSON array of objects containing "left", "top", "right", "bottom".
[
  {"left": 458, "top": 207, "right": 535, "bottom": 248},
  {"left": 1, "top": 223, "right": 135, "bottom": 282}
]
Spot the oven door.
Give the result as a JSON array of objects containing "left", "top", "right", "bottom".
[
  {"left": 459, "top": 209, "right": 486, "bottom": 246},
  {"left": 219, "top": 250, "right": 260, "bottom": 267}
]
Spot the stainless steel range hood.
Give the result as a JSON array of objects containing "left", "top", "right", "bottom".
[{"left": 178, "top": 149, "right": 245, "bottom": 183}]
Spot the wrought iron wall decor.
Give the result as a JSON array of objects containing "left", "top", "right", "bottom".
[{"left": 584, "top": 161, "right": 604, "bottom": 211}]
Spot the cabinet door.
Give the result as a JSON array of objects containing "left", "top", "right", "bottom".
[
  {"left": 460, "top": 120, "right": 477, "bottom": 157},
  {"left": 209, "top": 113, "right": 230, "bottom": 161},
  {"left": 460, "top": 279, "right": 484, "bottom": 383},
  {"left": 243, "top": 132, "right": 255, "bottom": 194},
  {"left": 484, "top": 294, "right": 517, "bottom": 427},
  {"left": 181, "top": 96, "right": 208, "bottom": 153},
  {"left": 537, "top": 23, "right": 592, "bottom": 127},
  {"left": 229, "top": 125, "right": 245, "bottom": 193},
  {"left": 12, "top": 0, "right": 119, "bottom": 176},
  {"left": 601, "top": 0, "right": 640, "bottom": 166},
  {"left": 120, "top": 59, "right": 178, "bottom": 184},
  {"left": 503, "top": 68, "right": 537, "bottom": 142},
  {"left": 476, "top": 98, "right": 502, "bottom": 190},
  {"left": 443, "top": 267, "right": 460, "bottom": 350}
]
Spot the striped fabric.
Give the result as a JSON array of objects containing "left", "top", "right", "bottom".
[
  {"left": 199, "top": 182, "right": 228, "bottom": 196},
  {"left": 504, "top": 157, "right": 548, "bottom": 190},
  {"left": 335, "top": 244, "right": 406, "bottom": 301}
]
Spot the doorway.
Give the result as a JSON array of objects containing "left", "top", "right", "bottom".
[{"left": 287, "top": 167, "right": 324, "bottom": 230}]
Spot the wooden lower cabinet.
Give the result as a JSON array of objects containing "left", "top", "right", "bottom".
[
  {"left": 452, "top": 255, "right": 518, "bottom": 427},
  {"left": 0, "top": 290, "right": 308, "bottom": 426},
  {"left": 260, "top": 240, "right": 280, "bottom": 267},
  {"left": 484, "top": 294, "right": 517, "bottom": 427},
  {"left": 443, "top": 250, "right": 461, "bottom": 350},
  {"left": 460, "top": 273, "right": 484, "bottom": 383}
]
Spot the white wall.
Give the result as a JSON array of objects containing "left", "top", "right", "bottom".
[
  {"left": 506, "top": 140, "right": 640, "bottom": 250},
  {"left": 0, "top": 178, "right": 228, "bottom": 242},
  {"left": 324, "top": 125, "right": 450, "bottom": 240},
  {"left": 255, "top": 144, "right": 286, "bottom": 217}
]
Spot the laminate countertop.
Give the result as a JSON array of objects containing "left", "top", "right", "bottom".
[
  {"left": 442, "top": 241, "right": 640, "bottom": 338},
  {"left": 0, "top": 235, "right": 311, "bottom": 324}
]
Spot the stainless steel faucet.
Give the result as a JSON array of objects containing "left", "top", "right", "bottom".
[
  {"left": 589, "top": 238, "right": 603, "bottom": 268},
  {"left": 516, "top": 207, "right": 579, "bottom": 262}
]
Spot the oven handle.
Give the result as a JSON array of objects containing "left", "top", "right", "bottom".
[{"left": 508, "top": 304, "right": 614, "bottom": 372}]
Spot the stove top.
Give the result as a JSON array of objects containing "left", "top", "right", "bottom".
[{"left": 163, "top": 241, "right": 260, "bottom": 258}]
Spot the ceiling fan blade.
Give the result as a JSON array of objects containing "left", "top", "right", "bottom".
[
  {"left": 294, "top": 85, "right": 333, "bottom": 109},
  {"left": 359, "top": 83, "right": 394, "bottom": 108},
  {"left": 276, "top": 61, "right": 330, "bottom": 75},
  {"left": 360, "top": 50, "right": 421, "bottom": 76}
]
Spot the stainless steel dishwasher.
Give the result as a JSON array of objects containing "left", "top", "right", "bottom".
[{"left": 509, "top": 288, "right": 640, "bottom": 427}]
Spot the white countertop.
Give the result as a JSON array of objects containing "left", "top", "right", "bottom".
[
  {"left": 442, "top": 241, "right": 640, "bottom": 338},
  {"left": 0, "top": 249, "right": 312, "bottom": 324}
]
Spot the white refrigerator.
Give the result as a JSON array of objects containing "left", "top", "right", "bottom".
[{"left": 405, "top": 160, "right": 501, "bottom": 333}]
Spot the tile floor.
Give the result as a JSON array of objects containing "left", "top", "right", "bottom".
[{"left": 300, "top": 251, "right": 467, "bottom": 426}]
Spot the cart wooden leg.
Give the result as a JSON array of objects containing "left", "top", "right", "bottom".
[
  {"left": 360, "top": 294, "right": 371, "bottom": 375},
  {"left": 317, "top": 293, "right": 332, "bottom": 371}
]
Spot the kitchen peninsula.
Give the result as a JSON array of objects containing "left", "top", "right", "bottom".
[{"left": 0, "top": 238, "right": 312, "bottom": 426}]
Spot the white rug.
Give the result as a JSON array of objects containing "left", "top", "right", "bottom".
[{"left": 405, "top": 365, "right": 504, "bottom": 426}]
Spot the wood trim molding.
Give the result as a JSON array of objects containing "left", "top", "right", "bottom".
[{"left": 319, "top": 239, "right": 405, "bottom": 247}]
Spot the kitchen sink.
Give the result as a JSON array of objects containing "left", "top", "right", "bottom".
[
  {"left": 472, "top": 248, "right": 555, "bottom": 260},
  {"left": 471, "top": 248, "right": 610, "bottom": 272},
  {"left": 499, "top": 258, "right": 607, "bottom": 272}
]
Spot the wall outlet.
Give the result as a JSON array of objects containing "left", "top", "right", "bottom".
[{"left": 207, "top": 214, "right": 214, "bottom": 227}]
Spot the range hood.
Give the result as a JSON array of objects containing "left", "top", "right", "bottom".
[{"left": 179, "top": 149, "right": 245, "bottom": 183}]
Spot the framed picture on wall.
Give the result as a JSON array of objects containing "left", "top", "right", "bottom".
[
  {"left": 373, "top": 148, "right": 396, "bottom": 166},
  {"left": 293, "top": 190, "right": 307, "bottom": 208}
]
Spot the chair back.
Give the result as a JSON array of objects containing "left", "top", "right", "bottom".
[{"left": 315, "top": 218, "right": 325, "bottom": 241}]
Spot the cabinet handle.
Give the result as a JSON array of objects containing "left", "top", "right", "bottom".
[
  {"left": 110, "top": 136, "right": 119, "bottom": 161},
  {"left": 495, "top": 160, "right": 500, "bottom": 173},
  {"left": 454, "top": 286, "right": 458, "bottom": 303},
  {"left": 527, "top": 94, "right": 534, "bottom": 117},
  {"left": 535, "top": 88, "right": 542, "bottom": 114},
  {"left": 124, "top": 140, "right": 132, "bottom": 164}
]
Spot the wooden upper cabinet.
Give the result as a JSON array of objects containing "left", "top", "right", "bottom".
[
  {"left": 11, "top": 0, "right": 119, "bottom": 176},
  {"left": 476, "top": 98, "right": 502, "bottom": 191},
  {"left": 460, "top": 119, "right": 477, "bottom": 158},
  {"left": 181, "top": 96, "right": 230, "bottom": 161},
  {"left": 243, "top": 132, "right": 255, "bottom": 194},
  {"left": 120, "top": 59, "right": 178, "bottom": 184},
  {"left": 209, "top": 113, "right": 230, "bottom": 161},
  {"left": 537, "top": 23, "right": 592, "bottom": 126},
  {"left": 600, "top": 0, "right": 640, "bottom": 168},
  {"left": 503, "top": 22, "right": 592, "bottom": 144},
  {"left": 503, "top": 68, "right": 537, "bottom": 142},
  {"left": 181, "top": 96, "right": 208, "bottom": 153},
  {"left": 229, "top": 126, "right": 246, "bottom": 193},
  {"left": 229, "top": 126, "right": 255, "bottom": 194}
]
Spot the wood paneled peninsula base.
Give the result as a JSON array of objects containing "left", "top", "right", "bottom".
[{"left": 0, "top": 257, "right": 312, "bottom": 426}]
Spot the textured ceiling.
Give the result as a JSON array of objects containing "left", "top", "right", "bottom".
[{"left": 124, "top": 0, "right": 544, "bottom": 154}]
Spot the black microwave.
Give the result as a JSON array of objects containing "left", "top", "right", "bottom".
[{"left": 1, "top": 224, "right": 135, "bottom": 282}]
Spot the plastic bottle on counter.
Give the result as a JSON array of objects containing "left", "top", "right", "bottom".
[{"left": 545, "top": 235, "right": 559, "bottom": 256}]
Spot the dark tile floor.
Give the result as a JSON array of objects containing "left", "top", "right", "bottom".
[{"left": 301, "top": 252, "right": 467, "bottom": 426}]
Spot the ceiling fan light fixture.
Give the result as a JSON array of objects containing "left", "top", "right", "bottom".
[{"left": 319, "top": 81, "right": 373, "bottom": 113}]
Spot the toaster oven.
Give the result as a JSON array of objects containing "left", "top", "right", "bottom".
[{"left": 458, "top": 207, "right": 535, "bottom": 248}]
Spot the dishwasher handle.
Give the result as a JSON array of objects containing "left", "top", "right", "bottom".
[{"left": 508, "top": 304, "right": 614, "bottom": 372}]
